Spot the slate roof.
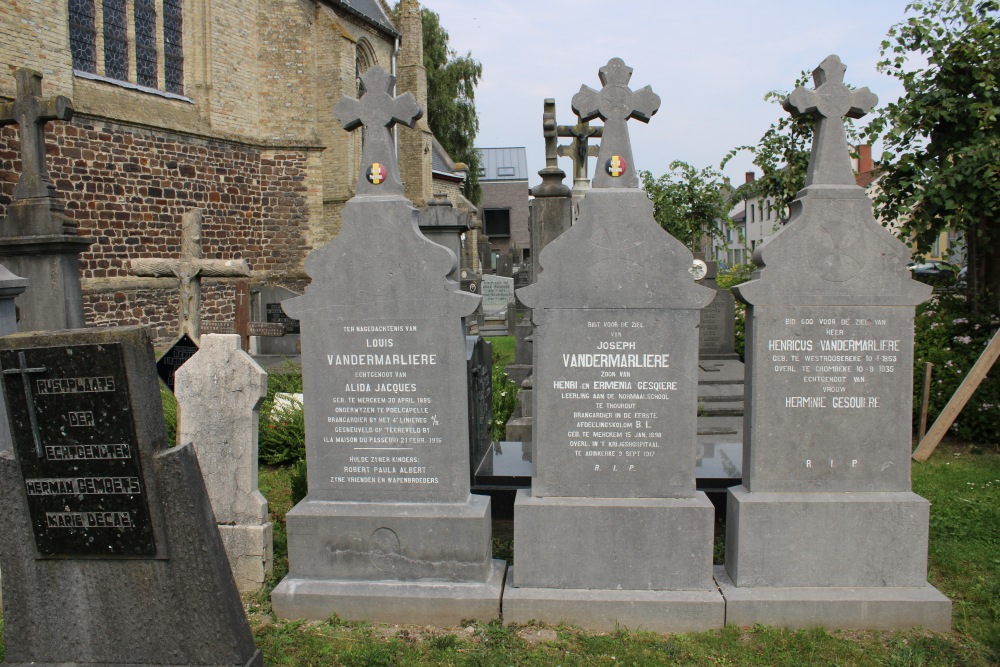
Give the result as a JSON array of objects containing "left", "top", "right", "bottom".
[
  {"left": 478, "top": 147, "right": 529, "bottom": 181},
  {"left": 432, "top": 138, "right": 465, "bottom": 182},
  {"left": 326, "top": 0, "right": 400, "bottom": 39}
]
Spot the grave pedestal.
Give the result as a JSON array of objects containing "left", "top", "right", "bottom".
[
  {"left": 720, "top": 487, "right": 950, "bottom": 631},
  {"left": 272, "top": 495, "right": 504, "bottom": 624}
]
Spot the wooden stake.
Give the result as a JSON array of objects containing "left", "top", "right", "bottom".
[
  {"left": 913, "top": 327, "right": 1000, "bottom": 462},
  {"left": 918, "top": 362, "right": 933, "bottom": 442}
]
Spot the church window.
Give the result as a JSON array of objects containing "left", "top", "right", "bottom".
[
  {"left": 163, "top": 0, "right": 184, "bottom": 94},
  {"left": 67, "top": 0, "right": 185, "bottom": 96},
  {"left": 102, "top": 0, "right": 129, "bottom": 82},
  {"left": 134, "top": 0, "right": 158, "bottom": 88},
  {"left": 69, "top": 0, "right": 97, "bottom": 74}
]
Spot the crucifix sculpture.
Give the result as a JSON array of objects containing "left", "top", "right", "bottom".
[
  {"left": 334, "top": 66, "right": 422, "bottom": 197},
  {"left": 572, "top": 58, "right": 660, "bottom": 189},
  {"left": 557, "top": 119, "right": 602, "bottom": 189},
  {"left": 0, "top": 69, "right": 73, "bottom": 201},
  {"left": 783, "top": 54, "right": 878, "bottom": 187},
  {"left": 131, "top": 209, "right": 250, "bottom": 342}
]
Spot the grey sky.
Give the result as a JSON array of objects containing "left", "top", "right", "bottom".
[{"left": 425, "top": 0, "right": 916, "bottom": 186}]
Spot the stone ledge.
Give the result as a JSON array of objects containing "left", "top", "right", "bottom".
[{"left": 715, "top": 566, "right": 951, "bottom": 631}]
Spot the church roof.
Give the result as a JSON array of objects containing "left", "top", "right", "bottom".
[{"left": 326, "top": 0, "right": 401, "bottom": 39}]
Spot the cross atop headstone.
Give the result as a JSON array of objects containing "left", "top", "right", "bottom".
[
  {"left": 557, "top": 119, "right": 602, "bottom": 187},
  {"left": 783, "top": 54, "right": 878, "bottom": 188},
  {"left": 334, "top": 65, "right": 422, "bottom": 197},
  {"left": 572, "top": 57, "right": 660, "bottom": 189},
  {"left": 0, "top": 68, "right": 73, "bottom": 201},
  {"left": 531, "top": 99, "right": 570, "bottom": 198},
  {"left": 131, "top": 209, "right": 250, "bottom": 342}
]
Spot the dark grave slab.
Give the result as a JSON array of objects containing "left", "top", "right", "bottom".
[
  {"left": 466, "top": 336, "right": 493, "bottom": 481},
  {"left": 155, "top": 332, "right": 198, "bottom": 392},
  {"left": 267, "top": 301, "right": 300, "bottom": 334},
  {"left": 720, "top": 55, "right": 950, "bottom": 631},
  {"left": 0, "top": 326, "right": 261, "bottom": 666}
]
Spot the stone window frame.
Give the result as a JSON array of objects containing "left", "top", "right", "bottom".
[{"left": 68, "top": 0, "right": 189, "bottom": 102}]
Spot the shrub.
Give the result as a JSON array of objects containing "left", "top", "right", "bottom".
[
  {"left": 491, "top": 366, "right": 518, "bottom": 442},
  {"left": 913, "top": 293, "right": 999, "bottom": 445},
  {"left": 258, "top": 362, "right": 306, "bottom": 465},
  {"left": 716, "top": 262, "right": 755, "bottom": 361}
]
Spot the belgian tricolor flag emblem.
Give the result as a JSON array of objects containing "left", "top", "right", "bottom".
[
  {"left": 366, "top": 163, "right": 387, "bottom": 185},
  {"left": 605, "top": 155, "right": 626, "bottom": 177}
]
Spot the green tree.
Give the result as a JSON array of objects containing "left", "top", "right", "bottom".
[
  {"left": 721, "top": 73, "right": 864, "bottom": 217},
  {"left": 411, "top": 6, "right": 484, "bottom": 204},
  {"left": 639, "top": 161, "right": 734, "bottom": 252},
  {"left": 866, "top": 0, "right": 1000, "bottom": 311}
]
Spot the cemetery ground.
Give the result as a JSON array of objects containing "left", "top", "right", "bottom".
[{"left": 2, "top": 339, "right": 996, "bottom": 665}]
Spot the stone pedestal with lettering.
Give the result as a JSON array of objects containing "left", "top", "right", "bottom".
[
  {"left": 0, "top": 326, "right": 261, "bottom": 666},
  {"left": 503, "top": 59, "right": 722, "bottom": 632},
  {"left": 270, "top": 67, "right": 504, "bottom": 625},
  {"left": 719, "top": 56, "right": 951, "bottom": 631}
]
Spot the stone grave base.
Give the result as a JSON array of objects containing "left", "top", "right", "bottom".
[
  {"left": 715, "top": 566, "right": 951, "bottom": 631},
  {"left": 725, "top": 487, "right": 932, "bottom": 587},
  {"left": 503, "top": 569, "right": 725, "bottom": 632},
  {"left": 272, "top": 495, "right": 505, "bottom": 624},
  {"left": 513, "top": 490, "right": 717, "bottom": 590},
  {"left": 219, "top": 522, "right": 274, "bottom": 594},
  {"left": 271, "top": 560, "right": 506, "bottom": 625}
]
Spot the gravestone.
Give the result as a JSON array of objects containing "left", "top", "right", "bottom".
[
  {"left": 0, "top": 326, "right": 261, "bottom": 666},
  {"left": 0, "top": 264, "right": 27, "bottom": 609},
  {"left": 718, "top": 55, "right": 951, "bottom": 631},
  {"left": 0, "top": 68, "right": 92, "bottom": 332},
  {"left": 480, "top": 275, "right": 514, "bottom": 335},
  {"left": 251, "top": 284, "right": 301, "bottom": 356},
  {"left": 155, "top": 332, "right": 199, "bottom": 392},
  {"left": 199, "top": 280, "right": 287, "bottom": 351},
  {"left": 131, "top": 209, "right": 251, "bottom": 342},
  {"left": 698, "top": 259, "right": 737, "bottom": 359},
  {"left": 466, "top": 336, "right": 493, "bottom": 480},
  {"left": 496, "top": 254, "right": 513, "bottom": 278},
  {"left": 504, "top": 58, "right": 723, "bottom": 632},
  {"left": 270, "top": 66, "right": 504, "bottom": 624},
  {"left": 175, "top": 334, "right": 273, "bottom": 593}
]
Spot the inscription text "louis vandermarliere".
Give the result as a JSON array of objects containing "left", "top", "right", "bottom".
[{"left": 328, "top": 353, "right": 437, "bottom": 366}]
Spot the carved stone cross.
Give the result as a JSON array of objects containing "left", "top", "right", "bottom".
[
  {"left": 557, "top": 119, "right": 602, "bottom": 186},
  {"left": 334, "top": 66, "right": 422, "bottom": 197},
  {"left": 572, "top": 58, "right": 660, "bottom": 189},
  {"left": 131, "top": 209, "right": 250, "bottom": 342},
  {"left": 0, "top": 68, "right": 73, "bottom": 201},
  {"left": 783, "top": 55, "right": 878, "bottom": 187}
]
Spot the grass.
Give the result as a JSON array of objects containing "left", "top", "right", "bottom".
[
  {"left": 3, "top": 441, "right": 997, "bottom": 664},
  {"left": 234, "top": 443, "right": 1000, "bottom": 665},
  {"left": 486, "top": 334, "right": 515, "bottom": 369}
]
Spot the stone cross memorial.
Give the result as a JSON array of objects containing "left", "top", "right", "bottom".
[
  {"left": 718, "top": 55, "right": 951, "bottom": 631},
  {"left": 0, "top": 326, "right": 261, "bottom": 666},
  {"left": 0, "top": 68, "right": 91, "bottom": 332},
  {"left": 270, "top": 66, "right": 504, "bottom": 624},
  {"left": 175, "top": 333, "right": 273, "bottom": 593},
  {"left": 505, "top": 58, "right": 723, "bottom": 632}
]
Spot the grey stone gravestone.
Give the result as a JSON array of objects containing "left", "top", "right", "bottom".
[
  {"left": 270, "top": 66, "right": 504, "bottom": 625},
  {"left": 0, "top": 68, "right": 91, "bottom": 332},
  {"left": 480, "top": 274, "right": 515, "bottom": 323},
  {"left": 466, "top": 336, "right": 493, "bottom": 480},
  {"left": 503, "top": 58, "right": 723, "bottom": 632},
  {"left": 252, "top": 284, "right": 301, "bottom": 356},
  {"left": 496, "top": 254, "right": 513, "bottom": 278},
  {"left": 131, "top": 209, "right": 251, "bottom": 343},
  {"left": 0, "top": 326, "right": 261, "bottom": 666},
  {"left": 0, "top": 264, "right": 26, "bottom": 608},
  {"left": 698, "top": 260, "right": 738, "bottom": 360},
  {"left": 175, "top": 334, "right": 273, "bottom": 593},
  {"left": 718, "top": 55, "right": 951, "bottom": 631}
]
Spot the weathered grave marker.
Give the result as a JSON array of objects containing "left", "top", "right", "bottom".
[
  {"left": 718, "top": 55, "right": 951, "bottom": 631},
  {"left": 131, "top": 209, "right": 251, "bottom": 342},
  {"left": 270, "top": 66, "right": 504, "bottom": 625},
  {"left": 0, "top": 326, "right": 261, "bottom": 665},
  {"left": 175, "top": 333, "right": 273, "bottom": 592},
  {"left": 0, "top": 68, "right": 91, "bottom": 332},
  {"left": 504, "top": 58, "right": 722, "bottom": 632},
  {"left": 155, "top": 331, "right": 198, "bottom": 392}
]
